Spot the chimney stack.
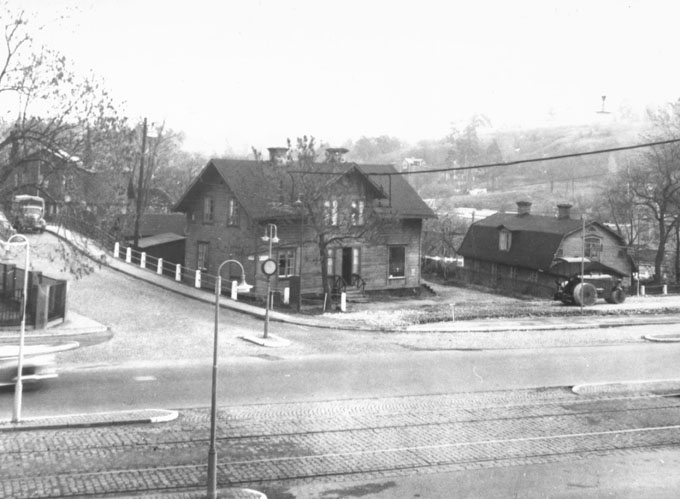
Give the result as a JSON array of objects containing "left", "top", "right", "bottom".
[
  {"left": 325, "top": 147, "right": 349, "bottom": 163},
  {"left": 516, "top": 200, "right": 532, "bottom": 217},
  {"left": 267, "top": 147, "right": 289, "bottom": 165},
  {"left": 557, "top": 203, "right": 572, "bottom": 220}
]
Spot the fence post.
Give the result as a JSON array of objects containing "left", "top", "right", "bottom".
[
  {"left": 340, "top": 292, "right": 346, "bottom": 312},
  {"left": 195, "top": 270, "right": 201, "bottom": 288},
  {"left": 175, "top": 264, "right": 181, "bottom": 281},
  {"left": 114, "top": 242, "right": 120, "bottom": 258},
  {"left": 231, "top": 280, "right": 237, "bottom": 300},
  {"left": 140, "top": 252, "right": 147, "bottom": 269},
  {"left": 663, "top": 284, "right": 668, "bottom": 295},
  {"left": 641, "top": 285, "right": 646, "bottom": 296},
  {"left": 283, "top": 287, "right": 290, "bottom": 305},
  {"left": 125, "top": 247, "right": 132, "bottom": 263},
  {"left": 157, "top": 258, "right": 163, "bottom": 275}
]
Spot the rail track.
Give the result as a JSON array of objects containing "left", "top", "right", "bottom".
[{"left": 3, "top": 388, "right": 680, "bottom": 498}]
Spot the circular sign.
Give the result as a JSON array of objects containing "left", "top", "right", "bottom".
[{"left": 261, "top": 259, "right": 277, "bottom": 276}]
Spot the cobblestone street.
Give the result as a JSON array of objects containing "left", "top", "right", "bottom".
[{"left": 3, "top": 387, "right": 680, "bottom": 498}]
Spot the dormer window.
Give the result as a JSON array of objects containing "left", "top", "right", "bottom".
[{"left": 499, "top": 229, "right": 512, "bottom": 251}]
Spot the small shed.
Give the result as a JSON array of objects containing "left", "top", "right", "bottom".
[{"left": 137, "top": 233, "right": 186, "bottom": 276}]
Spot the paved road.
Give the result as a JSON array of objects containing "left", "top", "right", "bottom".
[
  {"left": 4, "top": 337, "right": 680, "bottom": 419},
  {"left": 3, "top": 387, "right": 680, "bottom": 498}
]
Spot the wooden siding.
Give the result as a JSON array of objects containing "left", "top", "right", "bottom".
[
  {"left": 181, "top": 168, "right": 426, "bottom": 297},
  {"left": 558, "top": 225, "right": 632, "bottom": 276},
  {"left": 183, "top": 172, "right": 259, "bottom": 284}
]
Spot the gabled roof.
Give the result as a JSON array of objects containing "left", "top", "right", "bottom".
[
  {"left": 458, "top": 211, "right": 625, "bottom": 271},
  {"left": 173, "top": 159, "right": 435, "bottom": 220}
]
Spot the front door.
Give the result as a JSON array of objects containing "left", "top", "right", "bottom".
[{"left": 342, "top": 247, "right": 353, "bottom": 284}]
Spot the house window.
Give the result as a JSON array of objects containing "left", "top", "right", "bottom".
[
  {"left": 585, "top": 236, "right": 603, "bottom": 260},
  {"left": 227, "top": 197, "right": 240, "bottom": 226},
  {"left": 278, "top": 249, "right": 295, "bottom": 278},
  {"left": 324, "top": 199, "right": 338, "bottom": 226},
  {"left": 389, "top": 246, "right": 406, "bottom": 279},
  {"left": 499, "top": 229, "right": 512, "bottom": 251},
  {"left": 203, "top": 197, "right": 214, "bottom": 223},
  {"left": 352, "top": 247, "right": 361, "bottom": 275},
  {"left": 197, "top": 241, "right": 209, "bottom": 271},
  {"left": 327, "top": 248, "right": 335, "bottom": 275},
  {"left": 351, "top": 200, "right": 365, "bottom": 226}
]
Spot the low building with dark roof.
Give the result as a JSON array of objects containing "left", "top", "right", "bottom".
[
  {"left": 457, "top": 201, "right": 634, "bottom": 298},
  {"left": 173, "top": 148, "right": 435, "bottom": 301}
]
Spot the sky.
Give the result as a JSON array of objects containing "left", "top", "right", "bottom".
[{"left": 9, "top": 0, "right": 680, "bottom": 156}]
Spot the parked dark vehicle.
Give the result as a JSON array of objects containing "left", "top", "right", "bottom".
[
  {"left": 11, "top": 195, "right": 46, "bottom": 233},
  {"left": 554, "top": 273, "right": 626, "bottom": 306}
]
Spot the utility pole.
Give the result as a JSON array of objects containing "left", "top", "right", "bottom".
[{"left": 133, "top": 118, "right": 148, "bottom": 249}]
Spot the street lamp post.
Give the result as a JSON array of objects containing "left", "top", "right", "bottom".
[
  {"left": 5, "top": 234, "right": 30, "bottom": 423},
  {"left": 261, "top": 224, "right": 279, "bottom": 338},
  {"left": 207, "top": 259, "right": 251, "bottom": 499}
]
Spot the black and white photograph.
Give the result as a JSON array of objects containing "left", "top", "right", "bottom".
[{"left": 2, "top": 1, "right": 680, "bottom": 497}]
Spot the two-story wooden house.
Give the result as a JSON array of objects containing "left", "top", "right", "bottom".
[
  {"left": 173, "top": 149, "right": 435, "bottom": 300},
  {"left": 457, "top": 201, "right": 634, "bottom": 298}
]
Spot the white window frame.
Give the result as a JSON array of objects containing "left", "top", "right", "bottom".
[
  {"left": 203, "top": 197, "right": 214, "bottom": 223},
  {"left": 499, "top": 229, "right": 512, "bottom": 251},
  {"left": 197, "top": 241, "right": 209, "bottom": 271},
  {"left": 277, "top": 248, "right": 295, "bottom": 278},
  {"left": 324, "top": 199, "right": 339, "bottom": 226},
  {"left": 351, "top": 200, "right": 365, "bottom": 226},
  {"left": 585, "top": 235, "right": 603, "bottom": 260},
  {"left": 326, "top": 248, "right": 335, "bottom": 275},
  {"left": 227, "top": 197, "right": 239, "bottom": 226}
]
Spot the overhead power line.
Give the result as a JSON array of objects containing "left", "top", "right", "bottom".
[
  {"left": 379, "top": 138, "right": 680, "bottom": 176},
  {"left": 288, "top": 137, "right": 680, "bottom": 176}
]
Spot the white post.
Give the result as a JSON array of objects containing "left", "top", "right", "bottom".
[
  {"left": 231, "top": 280, "right": 237, "bottom": 300},
  {"left": 125, "top": 247, "right": 132, "bottom": 263},
  {"left": 283, "top": 287, "right": 290, "bottom": 305},
  {"left": 340, "top": 292, "right": 346, "bottom": 312},
  {"left": 114, "top": 242, "right": 120, "bottom": 258},
  {"left": 641, "top": 285, "right": 646, "bottom": 296},
  {"left": 175, "top": 264, "right": 181, "bottom": 281},
  {"left": 157, "top": 258, "right": 163, "bottom": 275},
  {"left": 140, "top": 252, "right": 147, "bottom": 269},
  {"left": 663, "top": 284, "right": 668, "bottom": 295},
  {"left": 195, "top": 270, "right": 201, "bottom": 288}
]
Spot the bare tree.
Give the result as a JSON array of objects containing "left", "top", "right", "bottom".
[
  {"left": 0, "top": 3, "right": 118, "bottom": 201},
  {"left": 264, "top": 136, "right": 398, "bottom": 310},
  {"left": 612, "top": 101, "right": 680, "bottom": 282}
]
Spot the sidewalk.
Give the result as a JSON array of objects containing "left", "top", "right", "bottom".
[{"left": 42, "top": 224, "right": 680, "bottom": 337}]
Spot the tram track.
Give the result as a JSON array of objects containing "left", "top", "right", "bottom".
[{"left": 4, "top": 389, "right": 680, "bottom": 498}]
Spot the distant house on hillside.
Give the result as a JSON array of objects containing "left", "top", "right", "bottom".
[
  {"left": 173, "top": 148, "right": 435, "bottom": 300},
  {"left": 457, "top": 201, "right": 634, "bottom": 298}
]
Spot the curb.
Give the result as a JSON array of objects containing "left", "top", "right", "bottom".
[
  {"left": 573, "top": 379, "right": 680, "bottom": 396},
  {"left": 0, "top": 409, "right": 179, "bottom": 432},
  {"left": 239, "top": 334, "right": 291, "bottom": 347},
  {"left": 644, "top": 334, "right": 680, "bottom": 342}
]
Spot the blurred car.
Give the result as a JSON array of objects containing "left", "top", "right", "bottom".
[{"left": 0, "top": 342, "right": 78, "bottom": 390}]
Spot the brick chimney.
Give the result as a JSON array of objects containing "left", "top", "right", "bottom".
[
  {"left": 325, "top": 147, "right": 349, "bottom": 163},
  {"left": 516, "top": 200, "right": 532, "bottom": 217},
  {"left": 557, "top": 203, "right": 572, "bottom": 220},
  {"left": 267, "top": 147, "right": 289, "bottom": 165}
]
